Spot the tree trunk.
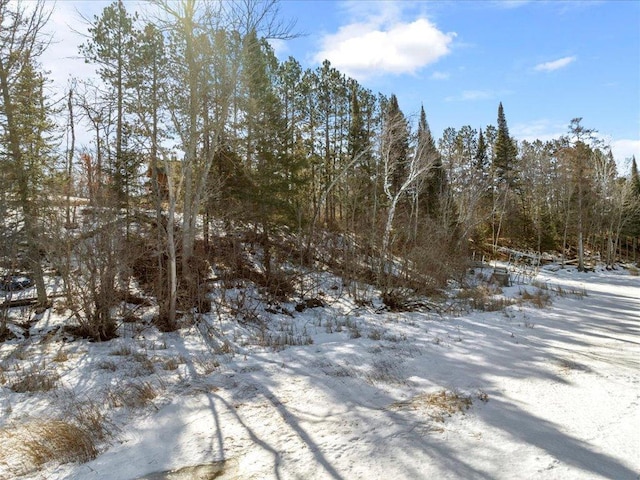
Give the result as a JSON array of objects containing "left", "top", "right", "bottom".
[{"left": 66, "top": 87, "right": 75, "bottom": 227}]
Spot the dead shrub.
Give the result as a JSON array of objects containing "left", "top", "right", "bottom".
[
  {"left": 55, "top": 213, "right": 126, "bottom": 343},
  {"left": 207, "top": 234, "right": 295, "bottom": 301},
  {"left": 0, "top": 420, "right": 97, "bottom": 477},
  {"left": 63, "top": 320, "right": 118, "bottom": 342}
]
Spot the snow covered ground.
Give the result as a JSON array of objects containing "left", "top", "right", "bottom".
[{"left": 1, "top": 265, "right": 639, "bottom": 480}]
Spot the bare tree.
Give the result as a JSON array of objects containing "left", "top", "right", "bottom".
[{"left": 222, "top": 0, "right": 298, "bottom": 40}]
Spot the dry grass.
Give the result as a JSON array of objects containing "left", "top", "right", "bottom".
[
  {"left": 108, "top": 381, "right": 157, "bottom": 409},
  {"left": 161, "top": 356, "right": 182, "bottom": 371},
  {"left": 258, "top": 331, "right": 313, "bottom": 350},
  {"left": 532, "top": 280, "right": 586, "bottom": 298},
  {"left": 52, "top": 349, "right": 69, "bottom": 363},
  {"left": 10, "top": 370, "right": 58, "bottom": 394},
  {"left": 458, "top": 284, "right": 515, "bottom": 312},
  {"left": 368, "top": 329, "right": 383, "bottom": 340},
  {"left": 520, "top": 288, "right": 551, "bottom": 308},
  {"left": 390, "top": 389, "right": 479, "bottom": 423},
  {"left": 109, "top": 345, "right": 133, "bottom": 356},
  {"left": 68, "top": 401, "right": 113, "bottom": 442},
  {"left": 96, "top": 360, "right": 117, "bottom": 371},
  {"left": 8, "top": 346, "right": 29, "bottom": 361},
  {"left": 367, "top": 358, "right": 404, "bottom": 384},
  {"left": 192, "top": 354, "right": 220, "bottom": 375},
  {"left": 130, "top": 352, "right": 155, "bottom": 377},
  {"left": 0, "top": 420, "right": 97, "bottom": 478}
]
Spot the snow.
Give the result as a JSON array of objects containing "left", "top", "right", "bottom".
[{"left": 1, "top": 266, "right": 639, "bottom": 480}]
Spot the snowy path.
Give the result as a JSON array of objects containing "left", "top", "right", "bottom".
[{"left": 38, "top": 270, "right": 639, "bottom": 480}]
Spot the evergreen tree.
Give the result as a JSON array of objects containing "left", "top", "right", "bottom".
[
  {"left": 475, "top": 128, "right": 488, "bottom": 172},
  {"left": 493, "top": 102, "right": 518, "bottom": 186},
  {"left": 417, "top": 104, "right": 445, "bottom": 218},
  {"left": 80, "top": 0, "right": 139, "bottom": 207},
  {"left": 383, "top": 94, "right": 409, "bottom": 195},
  {"left": 241, "top": 31, "right": 306, "bottom": 277},
  {"left": 0, "top": 0, "right": 53, "bottom": 306},
  {"left": 564, "top": 118, "right": 598, "bottom": 271},
  {"left": 276, "top": 56, "right": 304, "bottom": 158},
  {"left": 347, "top": 83, "right": 368, "bottom": 160},
  {"left": 631, "top": 155, "right": 640, "bottom": 196},
  {"left": 624, "top": 155, "right": 640, "bottom": 239}
]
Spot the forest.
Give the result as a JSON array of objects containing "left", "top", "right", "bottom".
[{"left": 1, "top": 0, "right": 639, "bottom": 340}]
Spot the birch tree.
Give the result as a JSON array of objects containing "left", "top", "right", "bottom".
[{"left": 380, "top": 101, "right": 432, "bottom": 264}]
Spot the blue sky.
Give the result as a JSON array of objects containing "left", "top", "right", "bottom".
[
  {"left": 46, "top": 0, "right": 640, "bottom": 171},
  {"left": 273, "top": 0, "right": 640, "bottom": 169}
]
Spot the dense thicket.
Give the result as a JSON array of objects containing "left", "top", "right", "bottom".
[{"left": 1, "top": 0, "right": 638, "bottom": 336}]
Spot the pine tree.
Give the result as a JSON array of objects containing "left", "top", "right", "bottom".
[
  {"left": 475, "top": 128, "right": 488, "bottom": 171},
  {"left": 80, "top": 0, "right": 139, "bottom": 207},
  {"left": 241, "top": 31, "right": 306, "bottom": 277},
  {"left": 347, "top": 83, "right": 369, "bottom": 160},
  {"left": 0, "top": 0, "right": 53, "bottom": 306},
  {"left": 565, "top": 118, "right": 597, "bottom": 271},
  {"left": 625, "top": 155, "right": 640, "bottom": 240},
  {"left": 417, "top": 105, "right": 445, "bottom": 218},
  {"left": 493, "top": 102, "right": 518, "bottom": 186},
  {"left": 383, "top": 94, "right": 409, "bottom": 195},
  {"left": 631, "top": 156, "right": 640, "bottom": 196}
]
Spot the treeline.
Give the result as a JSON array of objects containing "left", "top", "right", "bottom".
[{"left": 1, "top": 1, "right": 639, "bottom": 339}]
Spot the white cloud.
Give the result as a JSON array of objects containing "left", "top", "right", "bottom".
[
  {"left": 512, "top": 119, "right": 566, "bottom": 142},
  {"left": 43, "top": 2, "right": 99, "bottom": 88},
  {"left": 610, "top": 139, "right": 640, "bottom": 173},
  {"left": 512, "top": 122, "right": 639, "bottom": 175},
  {"left": 269, "top": 38, "right": 289, "bottom": 59},
  {"left": 42, "top": 1, "right": 152, "bottom": 89},
  {"left": 313, "top": 5, "right": 455, "bottom": 80},
  {"left": 534, "top": 56, "right": 576, "bottom": 72}
]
